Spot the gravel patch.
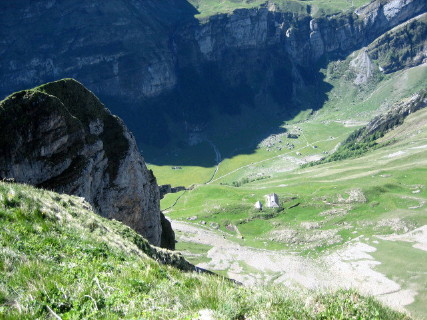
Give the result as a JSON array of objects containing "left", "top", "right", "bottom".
[
  {"left": 377, "top": 225, "right": 427, "bottom": 252},
  {"left": 268, "top": 228, "right": 342, "bottom": 249},
  {"left": 172, "top": 220, "right": 416, "bottom": 313}
]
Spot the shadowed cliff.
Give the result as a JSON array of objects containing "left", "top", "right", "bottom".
[
  {"left": 0, "top": 79, "right": 175, "bottom": 249},
  {"left": 0, "top": 0, "right": 425, "bottom": 167}
]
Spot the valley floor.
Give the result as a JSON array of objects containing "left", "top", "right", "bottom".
[
  {"left": 173, "top": 220, "right": 426, "bottom": 315},
  {"left": 166, "top": 105, "right": 427, "bottom": 319}
]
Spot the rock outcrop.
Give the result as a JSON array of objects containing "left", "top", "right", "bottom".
[
  {"left": 363, "top": 89, "right": 427, "bottom": 137},
  {"left": 366, "top": 12, "right": 427, "bottom": 73},
  {"left": 276, "top": 0, "right": 427, "bottom": 65},
  {"left": 0, "top": 78, "right": 174, "bottom": 249}
]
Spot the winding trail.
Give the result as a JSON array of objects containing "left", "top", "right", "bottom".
[
  {"left": 163, "top": 140, "right": 221, "bottom": 211},
  {"left": 205, "top": 140, "right": 222, "bottom": 184},
  {"left": 164, "top": 132, "right": 345, "bottom": 212},
  {"left": 208, "top": 133, "right": 345, "bottom": 184}
]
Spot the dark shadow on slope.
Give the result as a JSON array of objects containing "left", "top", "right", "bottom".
[
  {"left": 0, "top": 0, "right": 200, "bottom": 100},
  {"left": 0, "top": 0, "right": 335, "bottom": 169},
  {"left": 107, "top": 56, "right": 332, "bottom": 167}
]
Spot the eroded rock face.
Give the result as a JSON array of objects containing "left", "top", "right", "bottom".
[
  {"left": 350, "top": 49, "right": 374, "bottom": 85},
  {"left": 0, "top": 78, "right": 173, "bottom": 248},
  {"left": 0, "top": 1, "right": 424, "bottom": 92},
  {"left": 0, "top": 0, "right": 425, "bottom": 149},
  {"left": 281, "top": 0, "right": 426, "bottom": 65},
  {"left": 363, "top": 89, "right": 427, "bottom": 137},
  {"left": 0, "top": 0, "right": 197, "bottom": 102}
]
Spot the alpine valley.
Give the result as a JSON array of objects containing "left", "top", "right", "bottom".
[{"left": 0, "top": 0, "right": 426, "bottom": 319}]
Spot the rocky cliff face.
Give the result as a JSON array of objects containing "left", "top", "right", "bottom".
[
  {"left": 0, "top": 79, "right": 174, "bottom": 248},
  {"left": 0, "top": 0, "right": 425, "bottom": 150},
  {"left": 0, "top": 0, "right": 198, "bottom": 102},
  {"left": 363, "top": 89, "right": 427, "bottom": 137},
  {"left": 262, "top": 0, "right": 427, "bottom": 66},
  {"left": 366, "top": 12, "right": 427, "bottom": 73}
]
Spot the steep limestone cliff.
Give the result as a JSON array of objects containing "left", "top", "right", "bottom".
[
  {"left": 0, "top": 0, "right": 425, "bottom": 151},
  {"left": 0, "top": 79, "right": 174, "bottom": 248}
]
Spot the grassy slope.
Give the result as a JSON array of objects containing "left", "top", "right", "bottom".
[
  {"left": 0, "top": 183, "right": 408, "bottom": 319},
  {"left": 151, "top": 61, "right": 427, "bottom": 191},
  {"left": 167, "top": 101, "right": 427, "bottom": 245},
  {"left": 151, "top": 7, "right": 427, "bottom": 318},
  {"left": 149, "top": 10, "right": 427, "bottom": 188},
  {"left": 188, "top": 0, "right": 371, "bottom": 18},
  {"left": 166, "top": 98, "right": 427, "bottom": 318}
]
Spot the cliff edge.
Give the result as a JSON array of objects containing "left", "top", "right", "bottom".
[{"left": 0, "top": 78, "right": 174, "bottom": 248}]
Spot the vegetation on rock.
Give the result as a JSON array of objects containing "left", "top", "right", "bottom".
[{"left": 304, "top": 89, "right": 427, "bottom": 166}]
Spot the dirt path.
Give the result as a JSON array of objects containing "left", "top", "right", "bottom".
[
  {"left": 173, "top": 220, "right": 416, "bottom": 313},
  {"left": 207, "top": 134, "right": 345, "bottom": 185},
  {"left": 205, "top": 140, "right": 222, "bottom": 184}
]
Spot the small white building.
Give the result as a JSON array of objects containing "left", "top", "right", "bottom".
[
  {"left": 254, "top": 201, "right": 263, "bottom": 210},
  {"left": 265, "top": 193, "right": 279, "bottom": 208}
]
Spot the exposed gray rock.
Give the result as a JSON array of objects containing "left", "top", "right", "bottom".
[
  {"left": 2, "top": 0, "right": 425, "bottom": 100},
  {"left": 350, "top": 49, "right": 374, "bottom": 85},
  {"left": 283, "top": 0, "right": 426, "bottom": 66},
  {"left": 0, "top": 0, "right": 192, "bottom": 102},
  {"left": 0, "top": 78, "right": 173, "bottom": 248},
  {"left": 364, "top": 89, "right": 427, "bottom": 136},
  {"left": 0, "top": 0, "right": 425, "bottom": 149},
  {"left": 366, "top": 13, "right": 427, "bottom": 73},
  {"left": 159, "top": 184, "right": 187, "bottom": 199}
]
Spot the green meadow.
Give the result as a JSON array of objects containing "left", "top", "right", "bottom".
[
  {"left": 188, "top": 0, "right": 372, "bottom": 18},
  {"left": 151, "top": 55, "right": 427, "bottom": 318}
]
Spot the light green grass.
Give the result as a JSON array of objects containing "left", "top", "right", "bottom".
[
  {"left": 175, "top": 240, "right": 213, "bottom": 265},
  {"left": 372, "top": 240, "right": 427, "bottom": 320},
  {"left": 161, "top": 190, "right": 186, "bottom": 211},
  {"left": 151, "top": 59, "right": 427, "bottom": 190},
  {"left": 148, "top": 164, "right": 214, "bottom": 187},
  {"left": 167, "top": 104, "right": 427, "bottom": 253},
  {"left": 316, "top": 58, "right": 427, "bottom": 122},
  {"left": 188, "top": 0, "right": 371, "bottom": 19},
  {"left": 165, "top": 98, "right": 427, "bottom": 317},
  {"left": 0, "top": 182, "right": 407, "bottom": 319}
]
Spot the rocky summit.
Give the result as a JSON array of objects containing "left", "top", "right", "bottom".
[{"left": 0, "top": 79, "right": 174, "bottom": 249}]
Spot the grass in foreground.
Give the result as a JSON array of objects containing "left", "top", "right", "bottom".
[{"left": 0, "top": 182, "right": 409, "bottom": 319}]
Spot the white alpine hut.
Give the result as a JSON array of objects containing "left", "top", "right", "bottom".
[{"left": 265, "top": 193, "right": 279, "bottom": 208}]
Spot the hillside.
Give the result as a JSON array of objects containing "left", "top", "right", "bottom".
[
  {"left": 1, "top": 0, "right": 427, "bottom": 319},
  {"left": 165, "top": 89, "right": 427, "bottom": 319},
  {"left": 0, "top": 181, "right": 410, "bottom": 319},
  {"left": 1, "top": 0, "right": 425, "bottom": 162},
  {"left": 188, "top": 0, "right": 372, "bottom": 18}
]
